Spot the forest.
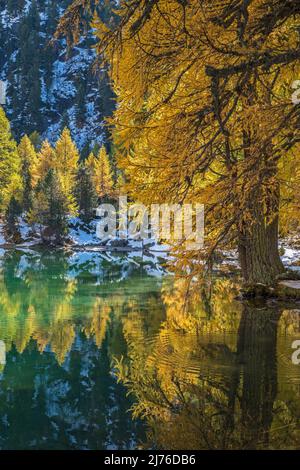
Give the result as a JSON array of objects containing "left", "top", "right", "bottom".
[
  {"left": 1, "top": 0, "right": 300, "bottom": 291},
  {"left": 58, "top": 0, "right": 300, "bottom": 291},
  {"left": 0, "top": 0, "right": 300, "bottom": 453},
  {"left": 0, "top": 112, "right": 119, "bottom": 242}
]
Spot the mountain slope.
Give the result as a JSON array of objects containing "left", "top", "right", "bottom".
[{"left": 0, "top": 0, "right": 115, "bottom": 154}]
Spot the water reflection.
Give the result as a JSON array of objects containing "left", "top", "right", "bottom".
[
  {"left": 0, "top": 250, "right": 299, "bottom": 449},
  {"left": 116, "top": 280, "right": 300, "bottom": 450}
]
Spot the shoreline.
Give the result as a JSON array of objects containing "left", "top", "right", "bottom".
[{"left": 0, "top": 242, "right": 170, "bottom": 254}]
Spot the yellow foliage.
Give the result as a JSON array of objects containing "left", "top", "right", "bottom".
[
  {"left": 37, "top": 140, "right": 56, "bottom": 179},
  {"left": 87, "top": 0, "right": 300, "bottom": 283},
  {"left": 86, "top": 147, "right": 114, "bottom": 198}
]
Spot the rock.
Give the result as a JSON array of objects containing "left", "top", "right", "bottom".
[
  {"left": 11, "top": 232, "right": 23, "bottom": 244},
  {"left": 107, "top": 239, "right": 129, "bottom": 248},
  {"left": 276, "top": 270, "right": 300, "bottom": 280},
  {"left": 291, "top": 260, "right": 300, "bottom": 267},
  {"left": 275, "top": 281, "right": 300, "bottom": 299},
  {"left": 240, "top": 279, "right": 300, "bottom": 300},
  {"left": 240, "top": 283, "right": 274, "bottom": 299},
  {"left": 41, "top": 227, "right": 65, "bottom": 246}
]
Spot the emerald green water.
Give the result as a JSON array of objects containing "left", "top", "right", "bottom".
[{"left": 0, "top": 249, "right": 299, "bottom": 450}]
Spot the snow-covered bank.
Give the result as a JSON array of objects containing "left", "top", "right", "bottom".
[
  {"left": 68, "top": 217, "right": 170, "bottom": 251},
  {"left": 216, "top": 240, "right": 300, "bottom": 271},
  {"left": 0, "top": 218, "right": 170, "bottom": 278},
  {"left": 2, "top": 219, "right": 300, "bottom": 274}
]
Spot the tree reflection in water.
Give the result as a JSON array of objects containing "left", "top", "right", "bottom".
[
  {"left": 116, "top": 280, "right": 300, "bottom": 450},
  {"left": 0, "top": 251, "right": 298, "bottom": 449}
]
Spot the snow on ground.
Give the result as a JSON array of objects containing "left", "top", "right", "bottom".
[
  {"left": 69, "top": 218, "right": 100, "bottom": 246},
  {"left": 0, "top": 226, "right": 6, "bottom": 245},
  {"left": 2, "top": 218, "right": 300, "bottom": 278},
  {"left": 18, "top": 218, "right": 41, "bottom": 242},
  {"left": 68, "top": 218, "right": 170, "bottom": 257},
  {"left": 280, "top": 245, "right": 300, "bottom": 269},
  {"left": 218, "top": 243, "right": 300, "bottom": 269}
]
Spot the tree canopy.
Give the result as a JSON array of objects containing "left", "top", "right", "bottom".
[{"left": 58, "top": 0, "right": 300, "bottom": 285}]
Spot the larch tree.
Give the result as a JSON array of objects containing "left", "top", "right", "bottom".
[
  {"left": 0, "top": 107, "right": 21, "bottom": 212},
  {"left": 115, "top": 172, "right": 125, "bottom": 198},
  {"left": 58, "top": 0, "right": 300, "bottom": 287},
  {"left": 54, "top": 127, "right": 79, "bottom": 214},
  {"left": 86, "top": 147, "right": 114, "bottom": 198},
  {"left": 37, "top": 139, "right": 56, "bottom": 179},
  {"left": 278, "top": 147, "right": 300, "bottom": 236}
]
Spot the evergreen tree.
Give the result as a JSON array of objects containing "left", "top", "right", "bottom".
[
  {"left": 86, "top": 147, "right": 113, "bottom": 199},
  {"left": 0, "top": 107, "right": 21, "bottom": 212},
  {"left": 18, "top": 135, "right": 38, "bottom": 213},
  {"left": 2, "top": 0, "right": 115, "bottom": 148},
  {"left": 81, "top": 141, "right": 91, "bottom": 162},
  {"left": 7, "top": 0, "right": 25, "bottom": 15},
  {"left": 2, "top": 0, "right": 115, "bottom": 146},
  {"left": 30, "top": 169, "right": 69, "bottom": 244},
  {"left": 75, "top": 78, "right": 87, "bottom": 127},
  {"left": 75, "top": 166, "right": 98, "bottom": 223},
  {"left": 13, "top": 1, "right": 42, "bottom": 134},
  {"left": 45, "top": 1, "right": 59, "bottom": 36},
  {"left": 29, "top": 131, "right": 42, "bottom": 151},
  {"left": 90, "top": 142, "right": 101, "bottom": 157},
  {"left": 4, "top": 196, "right": 21, "bottom": 243},
  {"left": 60, "top": 111, "right": 69, "bottom": 131},
  {"left": 43, "top": 2, "right": 59, "bottom": 87}
]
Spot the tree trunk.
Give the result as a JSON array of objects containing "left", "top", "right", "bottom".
[
  {"left": 238, "top": 84, "right": 285, "bottom": 286},
  {"left": 266, "top": 214, "right": 285, "bottom": 274},
  {"left": 237, "top": 303, "right": 280, "bottom": 449},
  {"left": 238, "top": 202, "right": 284, "bottom": 286}
]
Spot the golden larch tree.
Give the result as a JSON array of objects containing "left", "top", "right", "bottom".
[
  {"left": 86, "top": 147, "right": 114, "bottom": 198},
  {"left": 58, "top": 0, "right": 300, "bottom": 287},
  {"left": 18, "top": 135, "right": 39, "bottom": 212},
  {"left": 54, "top": 127, "right": 79, "bottom": 214},
  {"left": 37, "top": 140, "right": 56, "bottom": 179}
]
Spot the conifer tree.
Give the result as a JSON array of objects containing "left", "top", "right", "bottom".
[
  {"left": 14, "top": 0, "right": 42, "bottom": 134},
  {"left": 18, "top": 135, "right": 38, "bottom": 213},
  {"left": 37, "top": 140, "right": 56, "bottom": 179},
  {"left": 76, "top": 78, "right": 87, "bottom": 127},
  {"left": 60, "top": 111, "right": 69, "bottom": 131},
  {"left": 86, "top": 147, "right": 113, "bottom": 199},
  {"left": 115, "top": 173, "right": 125, "bottom": 198},
  {"left": 54, "top": 128, "right": 79, "bottom": 214},
  {"left": 81, "top": 142, "right": 91, "bottom": 162},
  {"left": 29, "top": 131, "right": 42, "bottom": 151},
  {"left": 90, "top": 142, "right": 101, "bottom": 157},
  {"left": 75, "top": 166, "right": 98, "bottom": 223},
  {"left": 30, "top": 169, "right": 69, "bottom": 244},
  {"left": 4, "top": 196, "right": 21, "bottom": 243},
  {"left": 0, "top": 107, "right": 21, "bottom": 212}
]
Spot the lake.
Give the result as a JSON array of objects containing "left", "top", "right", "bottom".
[{"left": 0, "top": 249, "right": 299, "bottom": 450}]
